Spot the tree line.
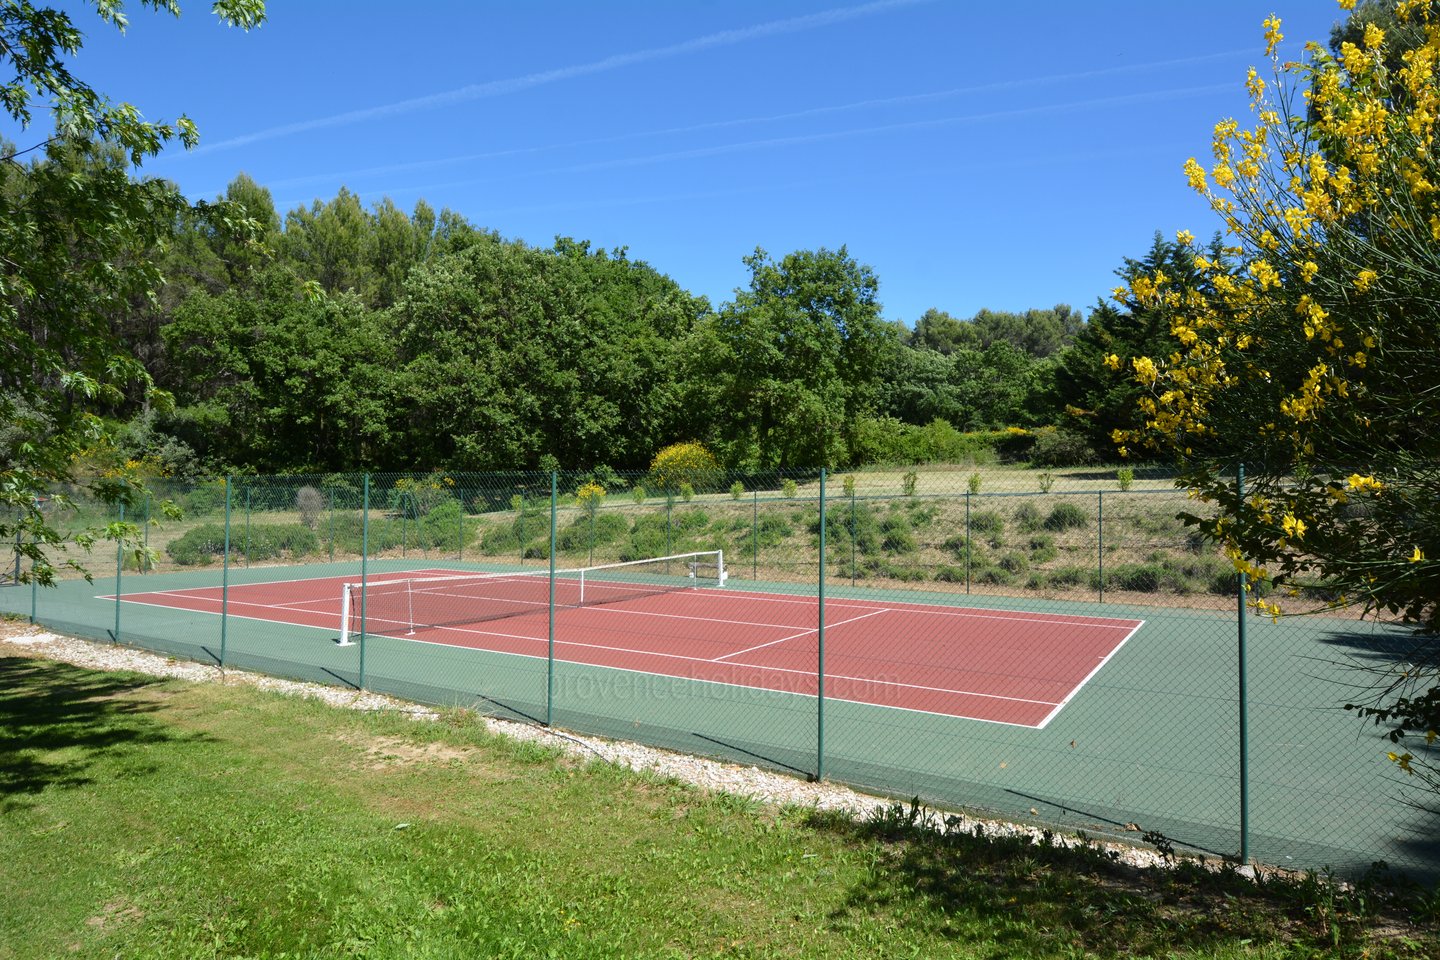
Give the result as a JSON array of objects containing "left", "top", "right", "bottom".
[{"left": 20, "top": 167, "right": 1188, "bottom": 479}]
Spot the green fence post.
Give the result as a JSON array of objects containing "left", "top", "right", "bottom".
[
  {"left": 244, "top": 487, "right": 251, "bottom": 568},
  {"left": 964, "top": 491, "right": 972, "bottom": 594},
  {"left": 752, "top": 489, "right": 758, "bottom": 580},
  {"left": 817, "top": 469, "right": 827, "bottom": 781},
  {"left": 458, "top": 489, "right": 465, "bottom": 562},
  {"left": 850, "top": 488, "right": 857, "bottom": 585},
  {"left": 220, "top": 477, "right": 231, "bottom": 666},
  {"left": 112, "top": 501, "right": 123, "bottom": 644},
  {"left": 518, "top": 493, "right": 526, "bottom": 567},
  {"left": 1237, "top": 462, "right": 1250, "bottom": 867},
  {"left": 1098, "top": 491, "right": 1105, "bottom": 604},
  {"left": 546, "top": 471, "right": 557, "bottom": 727},
  {"left": 588, "top": 506, "right": 595, "bottom": 567},
  {"left": 328, "top": 487, "right": 335, "bottom": 563},
  {"left": 29, "top": 552, "right": 36, "bottom": 623},
  {"left": 359, "top": 474, "right": 370, "bottom": 690},
  {"left": 142, "top": 493, "right": 150, "bottom": 575},
  {"left": 665, "top": 494, "right": 673, "bottom": 558}
]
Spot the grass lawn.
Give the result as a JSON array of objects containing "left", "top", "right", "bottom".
[{"left": 1, "top": 634, "right": 1436, "bottom": 959}]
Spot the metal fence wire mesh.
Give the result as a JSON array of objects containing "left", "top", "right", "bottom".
[{"left": 5, "top": 465, "right": 1436, "bottom": 882}]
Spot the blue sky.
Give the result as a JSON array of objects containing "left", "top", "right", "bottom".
[{"left": 53, "top": 0, "right": 1343, "bottom": 324}]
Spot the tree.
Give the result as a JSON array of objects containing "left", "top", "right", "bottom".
[
  {"left": 947, "top": 340, "right": 1039, "bottom": 429},
  {"left": 160, "top": 266, "right": 397, "bottom": 472},
  {"left": 0, "top": 1, "right": 264, "bottom": 578},
  {"left": 695, "top": 246, "right": 894, "bottom": 467},
  {"left": 0, "top": 1, "right": 265, "bottom": 581},
  {"left": 1114, "top": 7, "right": 1440, "bottom": 799},
  {"left": 1053, "top": 234, "right": 1223, "bottom": 451},
  {"left": 908, "top": 308, "right": 977, "bottom": 354},
  {"left": 970, "top": 304, "right": 1083, "bottom": 358},
  {"left": 386, "top": 235, "right": 703, "bottom": 470}
]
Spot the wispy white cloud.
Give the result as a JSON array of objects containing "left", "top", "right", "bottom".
[
  {"left": 228, "top": 48, "right": 1252, "bottom": 197},
  {"left": 266, "top": 82, "right": 1232, "bottom": 209},
  {"left": 187, "top": 0, "right": 933, "bottom": 157}
]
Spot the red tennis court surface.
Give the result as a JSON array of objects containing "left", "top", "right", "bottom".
[{"left": 111, "top": 570, "right": 1144, "bottom": 727}]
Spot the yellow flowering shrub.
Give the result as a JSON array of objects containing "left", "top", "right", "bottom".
[
  {"left": 648, "top": 442, "right": 721, "bottom": 492},
  {"left": 574, "top": 480, "right": 606, "bottom": 515},
  {"left": 1111, "top": 1, "right": 1439, "bottom": 793}
]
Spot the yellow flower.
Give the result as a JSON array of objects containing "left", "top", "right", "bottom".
[
  {"left": 1246, "top": 67, "right": 1266, "bottom": 99},
  {"left": 1175, "top": 229, "right": 1194, "bottom": 245},
  {"left": 1281, "top": 513, "right": 1307, "bottom": 540},
  {"left": 1363, "top": 22, "right": 1385, "bottom": 51},
  {"left": 1184, "top": 157, "right": 1207, "bottom": 191},
  {"left": 1263, "top": 15, "right": 1284, "bottom": 56},
  {"left": 1354, "top": 269, "right": 1378, "bottom": 292},
  {"left": 1411, "top": 546, "right": 1426, "bottom": 563},
  {"left": 1131, "top": 356, "right": 1159, "bottom": 386},
  {"left": 1338, "top": 0, "right": 1356, "bottom": 9},
  {"left": 1389, "top": 751, "right": 1415, "bottom": 775},
  {"left": 1346, "top": 473, "right": 1384, "bottom": 493},
  {"left": 1103, "top": 353, "right": 1121, "bottom": 371}
]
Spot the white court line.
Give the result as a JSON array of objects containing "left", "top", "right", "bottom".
[
  {"left": 412, "top": 617, "right": 1062, "bottom": 708},
  {"left": 103, "top": 595, "right": 340, "bottom": 635},
  {"left": 581, "top": 600, "right": 852, "bottom": 633},
  {"left": 711, "top": 608, "right": 893, "bottom": 662},
  {"left": 377, "top": 628, "right": 1056, "bottom": 729},
  {"left": 111, "top": 591, "right": 353, "bottom": 617},
  {"left": 673, "top": 585, "right": 1142, "bottom": 628},
  {"left": 1033, "top": 618, "right": 1147, "bottom": 729}
]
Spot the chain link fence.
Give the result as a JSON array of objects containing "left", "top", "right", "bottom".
[{"left": 3, "top": 464, "right": 1434, "bottom": 881}]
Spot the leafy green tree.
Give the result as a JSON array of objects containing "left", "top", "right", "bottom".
[
  {"left": 970, "top": 304, "right": 1083, "bottom": 358},
  {"left": 694, "top": 246, "right": 894, "bottom": 467},
  {"left": 368, "top": 197, "right": 435, "bottom": 308},
  {"left": 876, "top": 344, "right": 966, "bottom": 426},
  {"left": 948, "top": 340, "right": 1040, "bottom": 428},
  {"left": 908, "top": 308, "right": 977, "bottom": 354},
  {"left": 282, "top": 187, "right": 374, "bottom": 301},
  {"left": 387, "top": 235, "right": 703, "bottom": 470},
  {"left": 160, "top": 267, "right": 397, "bottom": 471},
  {"left": 0, "top": 0, "right": 264, "bottom": 582}
]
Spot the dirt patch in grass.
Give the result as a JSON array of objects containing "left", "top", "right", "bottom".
[
  {"left": 84, "top": 899, "right": 144, "bottom": 931},
  {"left": 334, "top": 731, "right": 478, "bottom": 771}
]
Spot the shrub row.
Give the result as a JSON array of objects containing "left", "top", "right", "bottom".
[{"left": 168, "top": 523, "right": 320, "bottom": 566}]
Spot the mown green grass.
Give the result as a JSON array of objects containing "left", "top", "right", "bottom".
[{"left": 1, "top": 646, "right": 1435, "bottom": 959}]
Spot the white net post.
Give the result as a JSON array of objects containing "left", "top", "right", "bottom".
[
  {"left": 406, "top": 579, "right": 416, "bottom": 636},
  {"left": 337, "top": 582, "right": 355, "bottom": 646}
]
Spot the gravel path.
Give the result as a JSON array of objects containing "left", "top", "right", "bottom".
[{"left": 0, "top": 620, "right": 1174, "bottom": 870}]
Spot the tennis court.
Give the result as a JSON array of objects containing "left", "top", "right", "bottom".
[
  {"left": 11, "top": 470, "right": 1435, "bottom": 880},
  {"left": 106, "top": 556, "right": 1144, "bottom": 728}
]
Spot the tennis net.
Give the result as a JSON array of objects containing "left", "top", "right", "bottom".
[{"left": 338, "top": 550, "right": 725, "bottom": 644}]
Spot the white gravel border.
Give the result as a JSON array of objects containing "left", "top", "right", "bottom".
[{"left": 2, "top": 622, "right": 1184, "bottom": 870}]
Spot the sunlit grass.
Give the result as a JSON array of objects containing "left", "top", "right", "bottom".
[{"left": 1, "top": 648, "right": 1434, "bottom": 958}]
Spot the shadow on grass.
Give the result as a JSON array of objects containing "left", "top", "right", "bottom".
[
  {"left": 0, "top": 655, "right": 202, "bottom": 811},
  {"left": 804, "top": 798, "right": 1439, "bottom": 957}
]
